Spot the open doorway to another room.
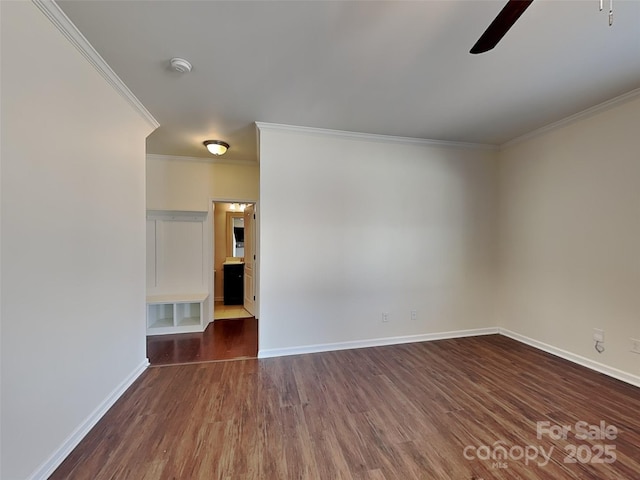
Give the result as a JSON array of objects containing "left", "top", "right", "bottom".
[{"left": 213, "top": 201, "right": 257, "bottom": 321}]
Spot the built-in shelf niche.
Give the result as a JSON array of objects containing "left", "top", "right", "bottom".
[
  {"left": 146, "top": 209, "right": 210, "bottom": 335},
  {"left": 146, "top": 293, "right": 208, "bottom": 335}
]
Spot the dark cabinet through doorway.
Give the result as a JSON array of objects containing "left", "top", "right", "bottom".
[{"left": 224, "top": 263, "right": 244, "bottom": 305}]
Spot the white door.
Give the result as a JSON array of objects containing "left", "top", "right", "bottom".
[{"left": 243, "top": 204, "right": 256, "bottom": 316}]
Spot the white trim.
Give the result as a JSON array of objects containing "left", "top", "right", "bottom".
[
  {"left": 147, "top": 293, "right": 208, "bottom": 304},
  {"left": 257, "top": 327, "right": 499, "bottom": 359},
  {"left": 28, "top": 359, "right": 149, "bottom": 480},
  {"left": 146, "top": 153, "right": 258, "bottom": 166},
  {"left": 501, "top": 87, "right": 640, "bottom": 149},
  {"left": 254, "top": 122, "right": 498, "bottom": 151},
  {"left": 32, "top": 0, "right": 159, "bottom": 130},
  {"left": 499, "top": 328, "right": 640, "bottom": 389},
  {"left": 258, "top": 327, "right": 640, "bottom": 389},
  {"left": 146, "top": 210, "right": 208, "bottom": 221}
]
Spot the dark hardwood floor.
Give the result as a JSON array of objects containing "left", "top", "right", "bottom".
[
  {"left": 52, "top": 335, "right": 640, "bottom": 479},
  {"left": 147, "top": 317, "right": 258, "bottom": 365}
]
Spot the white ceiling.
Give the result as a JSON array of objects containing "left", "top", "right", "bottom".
[{"left": 58, "top": 0, "right": 640, "bottom": 162}]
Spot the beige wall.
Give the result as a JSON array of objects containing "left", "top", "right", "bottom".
[
  {"left": 498, "top": 95, "right": 640, "bottom": 378},
  {"left": 1, "top": 2, "right": 155, "bottom": 478},
  {"left": 258, "top": 126, "right": 499, "bottom": 354},
  {"left": 146, "top": 155, "right": 259, "bottom": 211}
]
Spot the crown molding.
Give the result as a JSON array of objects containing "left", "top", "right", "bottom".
[
  {"left": 146, "top": 153, "right": 258, "bottom": 166},
  {"left": 255, "top": 122, "right": 498, "bottom": 151},
  {"left": 502, "top": 87, "right": 640, "bottom": 149},
  {"left": 32, "top": 0, "right": 160, "bottom": 130}
]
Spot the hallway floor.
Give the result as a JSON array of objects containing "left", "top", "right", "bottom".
[
  {"left": 214, "top": 301, "right": 252, "bottom": 320},
  {"left": 146, "top": 317, "right": 258, "bottom": 366}
]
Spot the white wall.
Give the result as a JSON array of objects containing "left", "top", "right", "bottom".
[
  {"left": 258, "top": 126, "right": 499, "bottom": 353},
  {"left": 146, "top": 155, "right": 259, "bottom": 211},
  {"left": 498, "top": 95, "right": 640, "bottom": 378},
  {"left": 0, "top": 3, "right": 155, "bottom": 479}
]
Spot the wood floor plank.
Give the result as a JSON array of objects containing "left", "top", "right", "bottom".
[{"left": 51, "top": 335, "right": 640, "bottom": 479}]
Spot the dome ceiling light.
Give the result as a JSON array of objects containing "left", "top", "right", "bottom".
[{"left": 203, "top": 140, "right": 230, "bottom": 156}]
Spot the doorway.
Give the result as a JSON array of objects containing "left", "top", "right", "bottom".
[{"left": 212, "top": 201, "right": 258, "bottom": 321}]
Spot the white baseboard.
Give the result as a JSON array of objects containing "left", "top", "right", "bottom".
[
  {"left": 258, "top": 327, "right": 499, "bottom": 358},
  {"left": 499, "top": 328, "right": 640, "bottom": 388},
  {"left": 258, "top": 327, "right": 640, "bottom": 389},
  {"left": 29, "top": 359, "right": 150, "bottom": 480}
]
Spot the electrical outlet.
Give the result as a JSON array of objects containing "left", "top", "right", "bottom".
[
  {"left": 593, "top": 329, "right": 604, "bottom": 343},
  {"left": 382, "top": 312, "right": 389, "bottom": 323},
  {"left": 411, "top": 310, "right": 417, "bottom": 321},
  {"left": 631, "top": 338, "right": 640, "bottom": 354}
]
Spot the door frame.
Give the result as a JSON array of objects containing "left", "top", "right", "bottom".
[{"left": 208, "top": 197, "right": 259, "bottom": 322}]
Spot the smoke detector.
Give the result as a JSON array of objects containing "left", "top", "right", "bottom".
[{"left": 170, "top": 58, "right": 192, "bottom": 73}]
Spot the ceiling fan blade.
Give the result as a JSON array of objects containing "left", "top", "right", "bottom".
[{"left": 470, "top": 0, "right": 534, "bottom": 54}]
